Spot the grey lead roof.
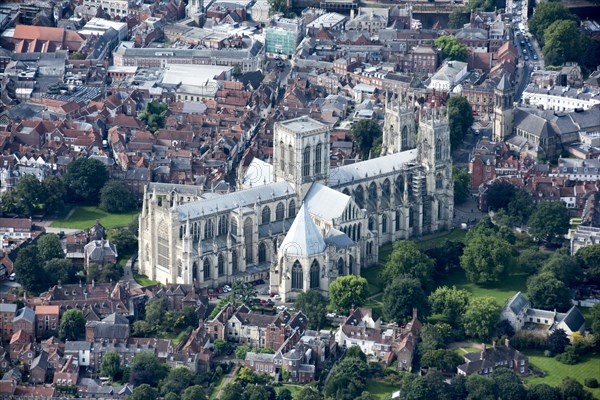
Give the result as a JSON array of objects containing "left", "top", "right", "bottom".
[
  {"left": 507, "top": 292, "right": 529, "bottom": 315},
  {"left": 329, "top": 149, "right": 418, "bottom": 186},
  {"left": 177, "top": 181, "right": 295, "bottom": 221}
]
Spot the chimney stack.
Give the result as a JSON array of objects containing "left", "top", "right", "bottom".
[
  {"left": 480, "top": 343, "right": 486, "bottom": 360},
  {"left": 505, "top": 338, "right": 510, "bottom": 348}
]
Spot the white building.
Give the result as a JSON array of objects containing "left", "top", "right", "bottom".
[
  {"left": 428, "top": 61, "right": 468, "bottom": 92},
  {"left": 523, "top": 84, "right": 600, "bottom": 112},
  {"left": 501, "top": 292, "right": 585, "bottom": 338},
  {"left": 138, "top": 108, "right": 454, "bottom": 298},
  {"left": 82, "top": 0, "right": 131, "bottom": 18},
  {"left": 79, "top": 18, "right": 128, "bottom": 40}
]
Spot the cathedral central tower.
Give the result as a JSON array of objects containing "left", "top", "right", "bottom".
[{"left": 273, "top": 116, "right": 330, "bottom": 200}]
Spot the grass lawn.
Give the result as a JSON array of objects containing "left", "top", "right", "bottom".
[
  {"left": 437, "top": 266, "right": 527, "bottom": 306},
  {"left": 362, "top": 265, "right": 386, "bottom": 297},
  {"left": 50, "top": 206, "right": 138, "bottom": 229},
  {"left": 134, "top": 273, "right": 158, "bottom": 287},
  {"left": 364, "top": 295, "right": 384, "bottom": 316},
  {"left": 275, "top": 384, "right": 304, "bottom": 398},
  {"left": 365, "top": 380, "right": 399, "bottom": 399},
  {"left": 414, "top": 229, "right": 467, "bottom": 251},
  {"left": 525, "top": 350, "right": 600, "bottom": 398}
]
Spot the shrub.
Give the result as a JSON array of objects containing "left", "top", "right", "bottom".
[
  {"left": 585, "top": 378, "right": 599, "bottom": 388},
  {"left": 555, "top": 346, "right": 579, "bottom": 365}
]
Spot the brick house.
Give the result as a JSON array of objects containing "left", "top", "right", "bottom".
[
  {"left": 12, "top": 307, "right": 34, "bottom": 342},
  {"left": 457, "top": 340, "right": 529, "bottom": 376},
  {"left": 35, "top": 305, "right": 60, "bottom": 339},
  {"left": 0, "top": 304, "right": 17, "bottom": 343}
]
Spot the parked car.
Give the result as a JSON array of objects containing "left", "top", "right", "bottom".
[
  {"left": 8, "top": 273, "right": 15, "bottom": 281},
  {"left": 273, "top": 294, "right": 281, "bottom": 301}
]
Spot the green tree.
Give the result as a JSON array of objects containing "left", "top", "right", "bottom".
[
  {"left": 548, "top": 329, "right": 570, "bottom": 354},
  {"left": 453, "top": 166, "right": 470, "bottom": 205},
  {"left": 213, "top": 339, "right": 229, "bottom": 355},
  {"left": 383, "top": 241, "right": 435, "bottom": 291},
  {"left": 235, "top": 345, "right": 251, "bottom": 360},
  {"left": 38, "top": 234, "right": 65, "bottom": 261},
  {"left": 560, "top": 376, "right": 594, "bottom": 400},
  {"left": 329, "top": 275, "right": 369, "bottom": 314},
  {"left": 14, "top": 245, "right": 41, "bottom": 292},
  {"left": 447, "top": 96, "right": 474, "bottom": 150},
  {"left": 420, "top": 349, "right": 463, "bottom": 372},
  {"left": 107, "top": 228, "right": 137, "bottom": 254},
  {"left": 460, "top": 233, "right": 514, "bottom": 284},
  {"left": 229, "top": 279, "right": 258, "bottom": 306},
  {"left": 527, "top": 272, "right": 572, "bottom": 312},
  {"left": 351, "top": 119, "right": 383, "bottom": 158},
  {"left": 434, "top": 36, "right": 468, "bottom": 62},
  {"left": 485, "top": 181, "right": 517, "bottom": 212},
  {"left": 428, "top": 286, "right": 470, "bottom": 323},
  {"left": 181, "top": 385, "right": 207, "bottom": 400},
  {"left": 220, "top": 382, "right": 244, "bottom": 400},
  {"left": 325, "top": 356, "right": 369, "bottom": 399},
  {"left": 59, "top": 309, "right": 85, "bottom": 341},
  {"left": 543, "top": 20, "right": 584, "bottom": 67},
  {"left": 268, "top": 0, "right": 289, "bottom": 15},
  {"left": 297, "top": 386, "right": 322, "bottom": 400},
  {"left": 528, "top": 201, "right": 570, "bottom": 245},
  {"left": 130, "top": 384, "right": 159, "bottom": 400},
  {"left": 589, "top": 302, "right": 600, "bottom": 335},
  {"left": 277, "top": 388, "right": 293, "bottom": 400},
  {"left": 507, "top": 190, "right": 534, "bottom": 226},
  {"left": 1, "top": 174, "right": 46, "bottom": 215},
  {"left": 139, "top": 101, "right": 169, "bottom": 133},
  {"left": 465, "top": 373, "right": 497, "bottom": 399},
  {"left": 576, "top": 244, "right": 600, "bottom": 284},
  {"left": 526, "top": 383, "right": 562, "bottom": 400},
  {"left": 44, "top": 259, "right": 73, "bottom": 285},
  {"left": 540, "top": 253, "right": 582, "bottom": 286},
  {"left": 528, "top": 2, "right": 578, "bottom": 45},
  {"left": 491, "top": 368, "right": 526, "bottom": 400},
  {"left": 64, "top": 157, "right": 109, "bottom": 203},
  {"left": 145, "top": 298, "right": 167, "bottom": 331},
  {"left": 518, "top": 248, "right": 549, "bottom": 273},
  {"left": 99, "top": 352, "right": 122, "bottom": 380},
  {"left": 43, "top": 175, "right": 66, "bottom": 215},
  {"left": 294, "top": 289, "right": 327, "bottom": 330},
  {"left": 419, "top": 323, "right": 454, "bottom": 351},
  {"left": 99, "top": 180, "right": 136, "bottom": 213},
  {"left": 161, "top": 367, "right": 195, "bottom": 396},
  {"left": 129, "top": 352, "right": 169, "bottom": 387},
  {"left": 383, "top": 275, "right": 429, "bottom": 323},
  {"left": 462, "top": 297, "right": 501, "bottom": 340}
]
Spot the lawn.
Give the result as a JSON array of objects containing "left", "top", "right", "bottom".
[
  {"left": 364, "top": 295, "right": 384, "bottom": 317},
  {"left": 437, "top": 267, "right": 528, "bottom": 306},
  {"left": 525, "top": 351, "right": 600, "bottom": 398},
  {"left": 275, "top": 384, "right": 304, "bottom": 398},
  {"left": 209, "top": 374, "right": 226, "bottom": 400},
  {"left": 134, "top": 273, "right": 158, "bottom": 287},
  {"left": 362, "top": 265, "right": 386, "bottom": 297},
  {"left": 365, "top": 380, "right": 399, "bottom": 399},
  {"left": 414, "top": 229, "right": 467, "bottom": 251},
  {"left": 50, "top": 206, "right": 138, "bottom": 229}
]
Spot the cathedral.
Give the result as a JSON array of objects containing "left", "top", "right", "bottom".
[{"left": 138, "top": 94, "right": 454, "bottom": 301}]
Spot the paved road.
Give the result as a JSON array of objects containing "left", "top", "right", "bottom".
[{"left": 212, "top": 368, "right": 236, "bottom": 400}]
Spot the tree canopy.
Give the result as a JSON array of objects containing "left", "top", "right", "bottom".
[
  {"left": 14, "top": 245, "right": 42, "bottom": 292},
  {"left": 64, "top": 157, "right": 109, "bottom": 204},
  {"left": 383, "top": 275, "right": 429, "bottom": 323},
  {"left": 576, "top": 244, "right": 600, "bottom": 284},
  {"left": 527, "top": 272, "right": 572, "bottom": 312},
  {"left": 528, "top": 201, "right": 569, "bottom": 244},
  {"left": 543, "top": 20, "right": 584, "bottom": 67},
  {"left": 460, "top": 232, "right": 514, "bottom": 284},
  {"left": 383, "top": 241, "right": 436, "bottom": 291},
  {"left": 130, "top": 352, "right": 169, "bottom": 387},
  {"left": 528, "top": 2, "right": 578, "bottom": 45},
  {"left": 38, "top": 234, "right": 65, "bottom": 261},
  {"left": 351, "top": 119, "right": 383, "bottom": 158},
  {"left": 59, "top": 309, "right": 85, "bottom": 341},
  {"left": 294, "top": 290, "right": 327, "bottom": 330},
  {"left": 453, "top": 167, "right": 470, "bottom": 205},
  {"left": 139, "top": 101, "right": 168, "bottom": 133},
  {"left": 99, "top": 180, "right": 136, "bottom": 213},
  {"left": 434, "top": 36, "right": 468, "bottom": 62},
  {"left": 428, "top": 286, "right": 470, "bottom": 323},
  {"left": 328, "top": 275, "right": 369, "bottom": 314},
  {"left": 99, "top": 352, "right": 122, "bottom": 380},
  {"left": 447, "top": 96, "right": 474, "bottom": 150},
  {"left": 462, "top": 297, "right": 501, "bottom": 340}
]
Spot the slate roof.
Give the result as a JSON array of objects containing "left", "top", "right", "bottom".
[
  {"left": 13, "top": 307, "right": 35, "bottom": 325},
  {"left": 560, "top": 306, "right": 585, "bottom": 332},
  {"left": 506, "top": 292, "right": 529, "bottom": 315}
]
